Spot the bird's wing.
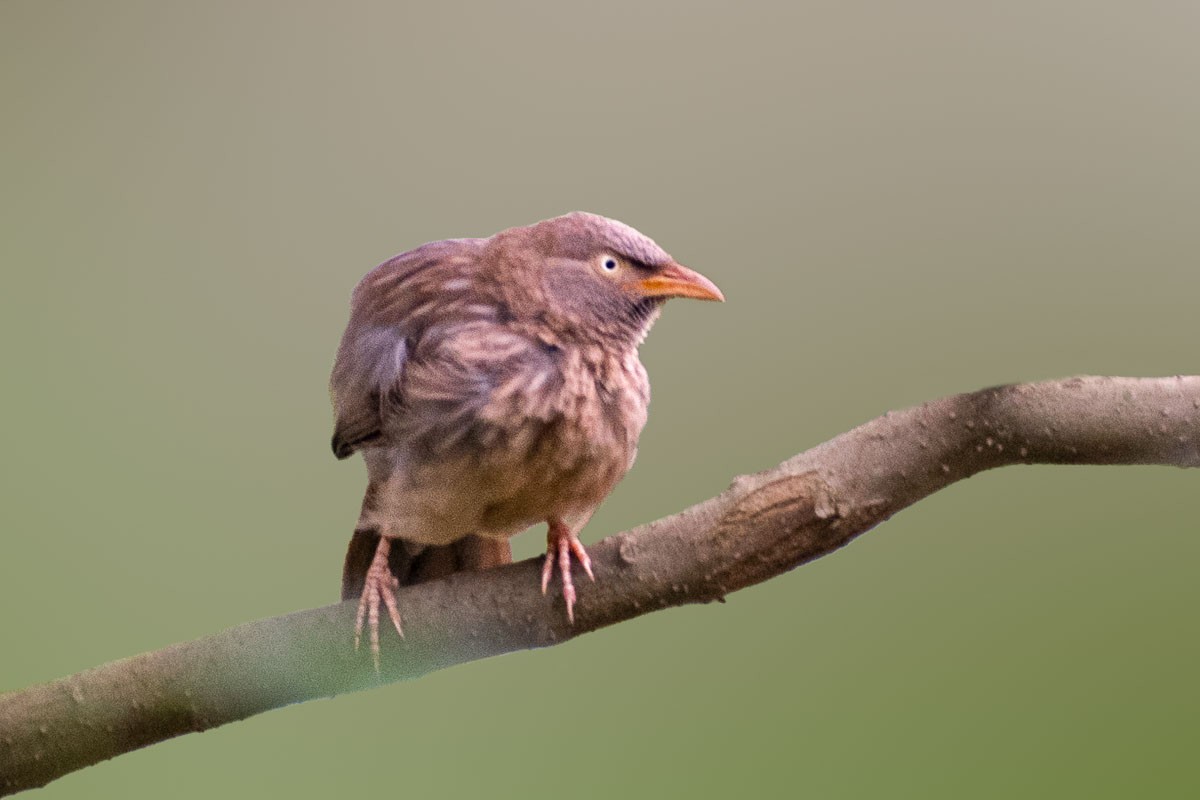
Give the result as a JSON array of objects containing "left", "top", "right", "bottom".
[
  {"left": 392, "top": 319, "right": 563, "bottom": 459},
  {"left": 329, "top": 239, "right": 485, "bottom": 459}
]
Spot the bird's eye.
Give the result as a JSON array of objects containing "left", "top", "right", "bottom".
[{"left": 601, "top": 256, "right": 619, "bottom": 272}]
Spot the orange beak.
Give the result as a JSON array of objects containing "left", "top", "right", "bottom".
[{"left": 635, "top": 262, "right": 725, "bottom": 302}]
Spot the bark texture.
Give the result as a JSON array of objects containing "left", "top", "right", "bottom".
[{"left": 1, "top": 375, "right": 1197, "bottom": 794}]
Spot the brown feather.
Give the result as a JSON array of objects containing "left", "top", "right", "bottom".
[{"left": 331, "top": 213, "right": 718, "bottom": 610}]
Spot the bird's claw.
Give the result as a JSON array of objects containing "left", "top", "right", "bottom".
[
  {"left": 541, "top": 522, "right": 595, "bottom": 623},
  {"left": 354, "top": 537, "right": 404, "bottom": 671}
]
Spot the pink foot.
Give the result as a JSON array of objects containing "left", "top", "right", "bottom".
[
  {"left": 540, "top": 519, "right": 595, "bottom": 623},
  {"left": 354, "top": 536, "right": 404, "bottom": 670}
]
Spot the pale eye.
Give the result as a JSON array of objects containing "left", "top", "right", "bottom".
[{"left": 601, "top": 256, "right": 619, "bottom": 272}]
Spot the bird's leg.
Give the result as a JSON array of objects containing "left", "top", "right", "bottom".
[
  {"left": 540, "top": 518, "right": 595, "bottom": 623},
  {"left": 354, "top": 535, "right": 404, "bottom": 670}
]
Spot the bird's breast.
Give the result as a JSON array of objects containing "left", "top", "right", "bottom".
[
  {"left": 362, "top": 339, "right": 650, "bottom": 543},
  {"left": 473, "top": 345, "right": 649, "bottom": 531}
]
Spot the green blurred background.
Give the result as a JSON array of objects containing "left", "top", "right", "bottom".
[{"left": 2, "top": 1, "right": 1198, "bottom": 796}]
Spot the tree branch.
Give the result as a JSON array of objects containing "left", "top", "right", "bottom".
[{"left": 2, "top": 375, "right": 1197, "bottom": 794}]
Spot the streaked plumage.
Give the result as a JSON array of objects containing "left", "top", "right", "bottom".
[{"left": 331, "top": 212, "right": 722, "bottom": 664}]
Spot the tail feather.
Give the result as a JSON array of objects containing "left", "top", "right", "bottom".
[{"left": 341, "top": 529, "right": 513, "bottom": 601}]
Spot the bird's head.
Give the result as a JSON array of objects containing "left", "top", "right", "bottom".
[{"left": 488, "top": 212, "right": 723, "bottom": 347}]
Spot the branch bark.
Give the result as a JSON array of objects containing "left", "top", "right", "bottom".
[{"left": 1, "top": 375, "right": 1197, "bottom": 794}]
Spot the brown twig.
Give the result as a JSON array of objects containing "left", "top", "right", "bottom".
[{"left": 1, "top": 375, "right": 1196, "bottom": 795}]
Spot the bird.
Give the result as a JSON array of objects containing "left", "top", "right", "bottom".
[{"left": 330, "top": 212, "right": 723, "bottom": 666}]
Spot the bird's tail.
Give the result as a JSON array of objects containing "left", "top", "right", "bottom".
[{"left": 340, "top": 529, "right": 513, "bottom": 601}]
